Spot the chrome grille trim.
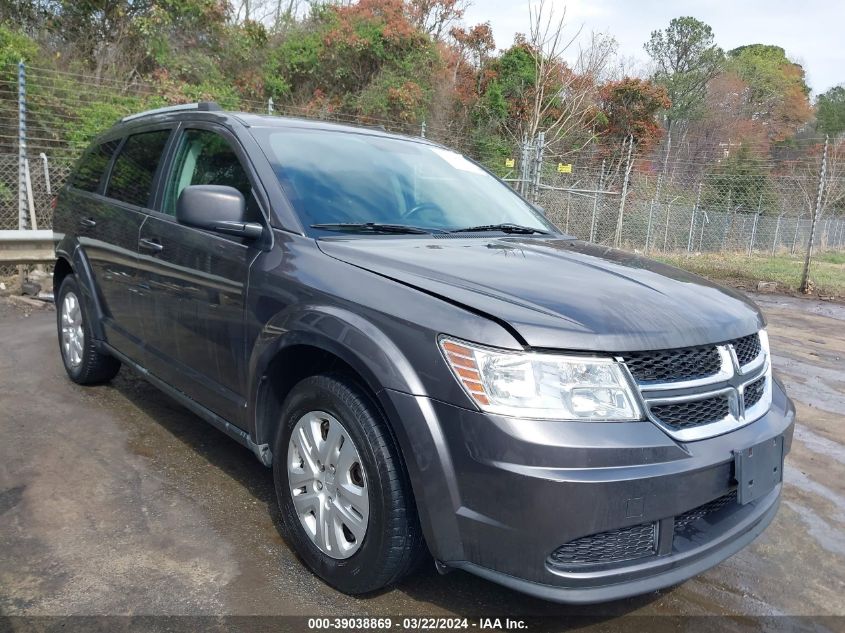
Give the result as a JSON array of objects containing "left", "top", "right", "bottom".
[{"left": 620, "top": 330, "right": 772, "bottom": 442}]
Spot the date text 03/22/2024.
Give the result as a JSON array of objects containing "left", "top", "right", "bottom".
[{"left": 306, "top": 618, "right": 528, "bottom": 630}]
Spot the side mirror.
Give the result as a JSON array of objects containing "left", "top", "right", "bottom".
[{"left": 176, "top": 185, "right": 264, "bottom": 239}]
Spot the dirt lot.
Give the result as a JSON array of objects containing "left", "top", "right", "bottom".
[{"left": 0, "top": 293, "right": 843, "bottom": 630}]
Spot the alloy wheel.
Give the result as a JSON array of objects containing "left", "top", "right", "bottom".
[{"left": 61, "top": 291, "right": 84, "bottom": 368}]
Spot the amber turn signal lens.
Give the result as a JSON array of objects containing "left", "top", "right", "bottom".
[{"left": 440, "top": 339, "right": 490, "bottom": 406}]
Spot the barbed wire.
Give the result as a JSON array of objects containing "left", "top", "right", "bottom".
[{"left": 1, "top": 63, "right": 843, "bottom": 260}]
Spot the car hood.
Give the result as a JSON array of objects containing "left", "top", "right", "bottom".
[{"left": 317, "top": 236, "right": 764, "bottom": 352}]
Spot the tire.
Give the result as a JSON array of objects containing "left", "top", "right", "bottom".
[
  {"left": 273, "top": 373, "right": 425, "bottom": 594},
  {"left": 56, "top": 275, "right": 121, "bottom": 385}
]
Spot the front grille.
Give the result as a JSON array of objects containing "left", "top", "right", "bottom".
[
  {"left": 743, "top": 376, "right": 766, "bottom": 409},
  {"left": 734, "top": 333, "right": 761, "bottom": 366},
  {"left": 674, "top": 491, "right": 738, "bottom": 535},
  {"left": 548, "top": 522, "right": 656, "bottom": 568},
  {"left": 623, "top": 345, "right": 722, "bottom": 383},
  {"left": 650, "top": 393, "right": 731, "bottom": 431},
  {"left": 623, "top": 331, "right": 768, "bottom": 439},
  {"left": 622, "top": 333, "right": 762, "bottom": 385}
]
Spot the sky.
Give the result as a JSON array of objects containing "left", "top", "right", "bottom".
[{"left": 463, "top": 0, "right": 845, "bottom": 96}]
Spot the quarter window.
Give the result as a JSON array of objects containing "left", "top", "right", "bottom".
[
  {"left": 71, "top": 139, "right": 120, "bottom": 193},
  {"left": 163, "top": 129, "right": 254, "bottom": 216},
  {"left": 106, "top": 130, "right": 171, "bottom": 207}
]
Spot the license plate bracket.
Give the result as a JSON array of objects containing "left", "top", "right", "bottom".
[{"left": 734, "top": 435, "right": 784, "bottom": 505}]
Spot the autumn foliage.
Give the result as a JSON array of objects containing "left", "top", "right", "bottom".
[
  {"left": 1, "top": 0, "right": 822, "bottom": 182},
  {"left": 597, "top": 79, "right": 671, "bottom": 152}
]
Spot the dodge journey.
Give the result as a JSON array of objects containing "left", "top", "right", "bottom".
[{"left": 52, "top": 102, "right": 795, "bottom": 603}]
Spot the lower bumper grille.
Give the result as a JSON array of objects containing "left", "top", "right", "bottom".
[
  {"left": 548, "top": 522, "right": 656, "bottom": 568},
  {"left": 549, "top": 490, "right": 741, "bottom": 571},
  {"left": 674, "top": 490, "right": 738, "bottom": 535}
]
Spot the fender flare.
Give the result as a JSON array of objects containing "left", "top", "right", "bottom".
[
  {"left": 54, "top": 240, "right": 107, "bottom": 342},
  {"left": 248, "top": 303, "right": 427, "bottom": 447}
]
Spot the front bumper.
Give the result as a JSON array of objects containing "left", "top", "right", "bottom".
[{"left": 385, "top": 380, "right": 795, "bottom": 603}]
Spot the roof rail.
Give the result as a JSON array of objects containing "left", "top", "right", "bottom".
[{"left": 121, "top": 102, "right": 221, "bottom": 122}]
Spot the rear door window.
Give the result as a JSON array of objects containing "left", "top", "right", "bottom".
[
  {"left": 106, "top": 130, "right": 171, "bottom": 207},
  {"left": 70, "top": 139, "right": 120, "bottom": 193}
]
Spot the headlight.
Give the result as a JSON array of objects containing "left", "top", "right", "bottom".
[{"left": 440, "top": 337, "right": 643, "bottom": 421}]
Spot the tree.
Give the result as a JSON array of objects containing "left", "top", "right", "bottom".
[
  {"left": 596, "top": 78, "right": 670, "bottom": 153},
  {"left": 406, "top": 0, "right": 467, "bottom": 41},
  {"left": 669, "top": 71, "right": 767, "bottom": 180},
  {"left": 450, "top": 21, "right": 494, "bottom": 71},
  {"left": 447, "top": 21, "right": 494, "bottom": 113},
  {"left": 822, "top": 137, "right": 845, "bottom": 218},
  {"left": 726, "top": 44, "right": 812, "bottom": 141},
  {"left": 523, "top": 0, "right": 606, "bottom": 148},
  {"left": 816, "top": 85, "right": 845, "bottom": 138},
  {"left": 473, "top": 0, "right": 611, "bottom": 156},
  {"left": 702, "top": 145, "right": 774, "bottom": 212},
  {"left": 263, "top": 0, "right": 440, "bottom": 122},
  {"left": 644, "top": 17, "right": 723, "bottom": 130},
  {"left": 0, "top": 23, "right": 39, "bottom": 67}
]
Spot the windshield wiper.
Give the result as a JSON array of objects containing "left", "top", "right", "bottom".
[
  {"left": 449, "top": 223, "right": 552, "bottom": 235},
  {"left": 311, "top": 222, "right": 438, "bottom": 234}
]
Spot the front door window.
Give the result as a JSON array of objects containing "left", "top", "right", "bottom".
[{"left": 163, "top": 129, "right": 257, "bottom": 219}]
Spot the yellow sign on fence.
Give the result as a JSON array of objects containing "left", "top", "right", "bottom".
[
  {"left": 505, "top": 158, "right": 515, "bottom": 168},
  {"left": 557, "top": 163, "right": 572, "bottom": 173}
]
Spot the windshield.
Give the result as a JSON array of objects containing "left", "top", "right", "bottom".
[{"left": 253, "top": 127, "right": 556, "bottom": 235}]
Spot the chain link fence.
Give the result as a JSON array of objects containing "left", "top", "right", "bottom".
[
  {"left": 0, "top": 153, "right": 70, "bottom": 231},
  {"left": 538, "top": 168, "right": 845, "bottom": 255},
  {"left": 1, "top": 61, "right": 843, "bottom": 282},
  {"left": 0, "top": 151, "right": 71, "bottom": 275},
  {"left": 0, "top": 154, "right": 17, "bottom": 230}
]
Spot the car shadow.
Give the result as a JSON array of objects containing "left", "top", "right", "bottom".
[{"left": 107, "top": 368, "right": 664, "bottom": 621}]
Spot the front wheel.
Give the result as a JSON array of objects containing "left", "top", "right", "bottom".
[
  {"left": 273, "top": 373, "right": 425, "bottom": 594},
  {"left": 56, "top": 275, "right": 120, "bottom": 384}
]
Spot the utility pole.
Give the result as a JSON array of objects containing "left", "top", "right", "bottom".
[
  {"left": 800, "top": 135, "right": 829, "bottom": 294},
  {"left": 18, "top": 60, "right": 27, "bottom": 232},
  {"left": 420, "top": 120, "right": 426, "bottom": 139}
]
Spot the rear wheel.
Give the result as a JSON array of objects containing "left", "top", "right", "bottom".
[
  {"left": 56, "top": 275, "right": 120, "bottom": 384},
  {"left": 273, "top": 373, "right": 425, "bottom": 594}
]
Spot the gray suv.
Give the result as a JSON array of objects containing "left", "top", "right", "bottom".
[{"left": 52, "top": 102, "right": 795, "bottom": 603}]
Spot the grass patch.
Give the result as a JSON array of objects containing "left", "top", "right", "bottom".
[
  {"left": 655, "top": 251, "right": 845, "bottom": 298},
  {"left": 815, "top": 251, "right": 845, "bottom": 265}
]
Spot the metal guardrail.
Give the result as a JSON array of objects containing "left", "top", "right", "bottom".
[{"left": 0, "top": 230, "right": 54, "bottom": 263}]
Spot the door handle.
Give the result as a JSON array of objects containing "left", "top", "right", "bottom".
[
  {"left": 139, "top": 237, "right": 164, "bottom": 253},
  {"left": 79, "top": 217, "right": 97, "bottom": 228}
]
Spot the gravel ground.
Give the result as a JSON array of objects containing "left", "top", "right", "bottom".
[{"left": 0, "top": 293, "right": 843, "bottom": 631}]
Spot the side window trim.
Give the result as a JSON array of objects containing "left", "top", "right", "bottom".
[
  {"left": 149, "top": 121, "right": 183, "bottom": 213},
  {"left": 99, "top": 136, "right": 127, "bottom": 196},
  {"left": 145, "top": 123, "right": 182, "bottom": 211}
]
